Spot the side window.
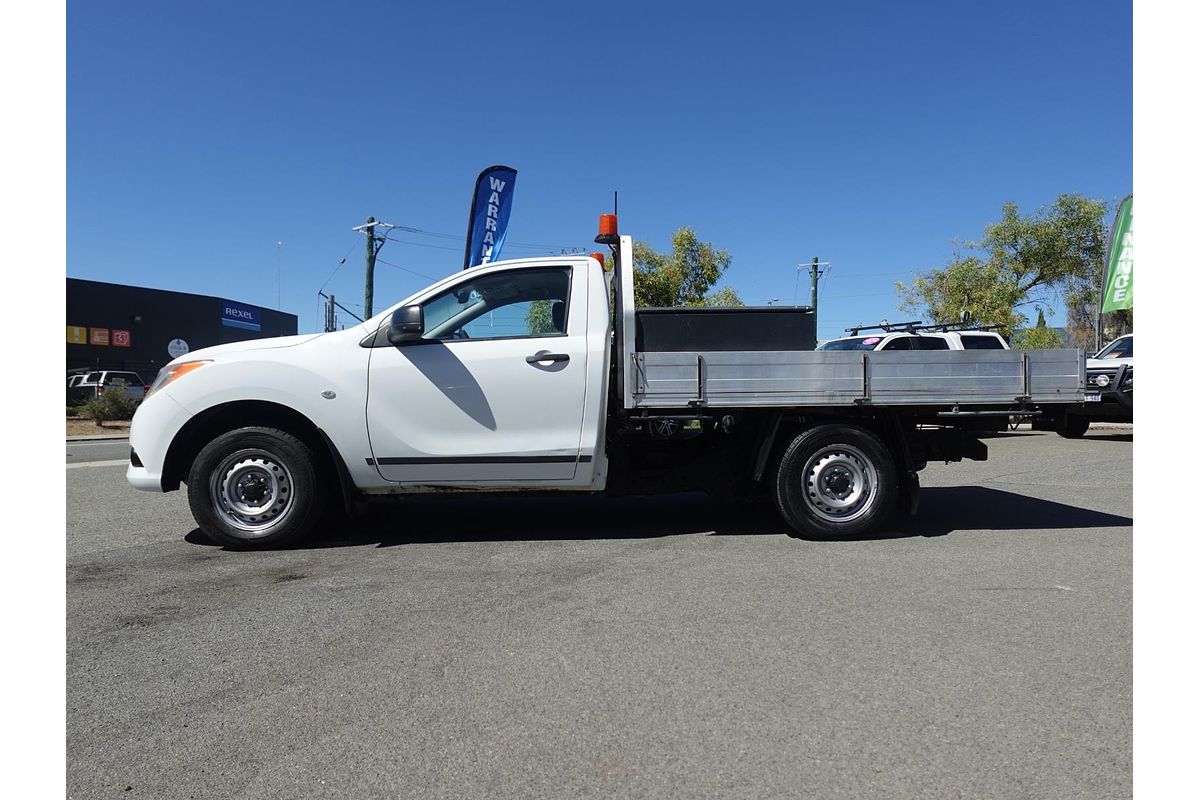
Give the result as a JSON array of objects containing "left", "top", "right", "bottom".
[
  {"left": 881, "top": 337, "right": 911, "bottom": 350},
  {"left": 1109, "top": 338, "right": 1133, "bottom": 358},
  {"left": 961, "top": 334, "right": 1005, "bottom": 350},
  {"left": 912, "top": 337, "right": 950, "bottom": 350},
  {"left": 420, "top": 267, "right": 571, "bottom": 342}
]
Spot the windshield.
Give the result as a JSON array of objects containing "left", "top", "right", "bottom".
[
  {"left": 817, "top": 336, "right": 883, "bottom": 351},
  {"left": 1095, "top": 336, "right": 1133, "bottom": 359}
]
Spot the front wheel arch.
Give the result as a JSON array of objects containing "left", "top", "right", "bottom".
[{"left": 162, "top": 401, "right": 349, "bottom": 509}]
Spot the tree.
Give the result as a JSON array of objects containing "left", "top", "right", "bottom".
[
  {"left": 524, "top": 226, "right": 743, "bottom": 332},
  {"left": 632, "top": 227, "right": 742, "bottom": 307},
  {"left": 526, "top": 300, "right": 556, "bottom": 336},
  {"left": 1011, "top": 307, "right": 1064, "bottom": 349},
  {"left": 897, "top": 194, "right": 1108, "bottom": 338},
  {"left": 697, "top": 286, "right": 745, "bottom": 308}
]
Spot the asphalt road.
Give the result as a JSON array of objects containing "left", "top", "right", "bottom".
[
  {"left": 67, "top": 439, "right": 131, "bottom": 465},
  {"left": 66, "top": 427, "right": 1132, "bottom": 799}
]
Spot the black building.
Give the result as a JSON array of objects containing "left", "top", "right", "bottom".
[{"left": 66, "top": 278, "right": 299, "bottom": 382}]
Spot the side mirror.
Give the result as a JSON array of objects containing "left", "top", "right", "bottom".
[{"left": 387, "top": 305, "right": 424, "bottom": 345}]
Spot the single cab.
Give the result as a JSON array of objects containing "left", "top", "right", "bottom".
[{"left": 128, "top": 215, "right": 1086, "bottom": 548}]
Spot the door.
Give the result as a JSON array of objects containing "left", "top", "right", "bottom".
[{"left": 366, "top": 264, "right": 589, "bottom": 484}]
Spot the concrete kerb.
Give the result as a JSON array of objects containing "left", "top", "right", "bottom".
[{"left": 67, "top": 434, "right": 131, "bottom": 442}]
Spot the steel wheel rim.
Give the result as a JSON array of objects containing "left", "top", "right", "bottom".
[
  {"left": 208, "top": 448, "right": 295, "bottom": 537},
  {"left": 800, "top": 443, "right": 879, "bottom": 523}
]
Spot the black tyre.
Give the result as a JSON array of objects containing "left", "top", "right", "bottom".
[
  {"left": 187, "top": 426, "right": 327, "bottom": 548},
  {"left": 1056, "top": 416, "right": 1090, "bottom": 439},
  {"left": 774, "top": 424, "right": 898, "bottom": 538}
]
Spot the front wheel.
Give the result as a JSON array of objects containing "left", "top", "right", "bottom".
[
  {"left": 187, "top": 426, "right": 327, "bottom": 548},
  {"left": 774, "top": 424, "right": 898, "bottom": 539}
]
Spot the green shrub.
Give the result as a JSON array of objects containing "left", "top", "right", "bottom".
[{"left": 79, "top": 390, "right": 138, "bottom": 426}]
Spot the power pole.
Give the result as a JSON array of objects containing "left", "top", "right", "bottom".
[
  {"left": 318, "top": 290, "right": 364, "bottom": 330},
  {"left": 353, "top": 217, "right": 395, "bottom": 319},
  {"left": 276, "top": 241, "right": 283, "bottom": 310},
  {"left": 809, "top": 257, "right": 820, "bottom": 315},
  {"left": 800, "top": 257, "right": 830, "bottom": 316},
  {"left": 363, "top": 217, "right": 377, "bottom": 319}
]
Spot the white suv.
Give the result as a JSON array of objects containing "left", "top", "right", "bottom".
[
  {"left": 817, "top": 330, "right": 1009, "bottom": 351},
  {"left": 75, "top": 370, "right": 148, "bottom": 404}
]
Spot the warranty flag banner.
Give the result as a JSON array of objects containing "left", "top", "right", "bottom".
[
  {"left": 1101, "top": 194, "right": 1132, "bottom": 312},
  {"left": 463, "top": 165, "right": 518, "bottom": 268}
]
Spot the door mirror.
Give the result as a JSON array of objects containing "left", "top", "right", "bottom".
[{"left": 387, "top": 305, "right": 425, "bottom": 345}]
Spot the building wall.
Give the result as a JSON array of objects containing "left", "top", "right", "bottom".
[{"left": 66, "top": 279, "right": 299, "bottom": 382}]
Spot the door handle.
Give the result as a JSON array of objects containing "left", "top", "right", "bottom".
[{"left": 526, "top": 351, "right": 570, "bottom": 364}]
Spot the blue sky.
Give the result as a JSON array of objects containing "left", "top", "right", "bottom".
[{"left": 67, "top": 0, "right": 1131, "bottom": 339}]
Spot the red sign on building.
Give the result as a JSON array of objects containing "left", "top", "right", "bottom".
[
  {"left": 112, "top": 329, "right": 131, "bottom": 347},
  {"left": 89, "top": 328, "right": 110, "bottom": 346}
]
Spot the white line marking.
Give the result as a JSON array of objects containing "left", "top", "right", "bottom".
[{"left": 66, "top": 459, "right": 128, "bottom": 469}]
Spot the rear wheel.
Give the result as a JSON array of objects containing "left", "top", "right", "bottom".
[
  {"left": 187, "top": 426, "right": 326, "bottom": 548},
  {"left": 1056, "top": 416, "right": 1090, "bottom": 439},
  {"left": 774, "top": 424, "right": 898, "bottom": 538}
]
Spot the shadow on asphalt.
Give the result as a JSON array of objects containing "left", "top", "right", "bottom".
[
  {"left": 184, "top": 486, "right": 1132, "bottom": 549},
  {"left": 891, "top": 486, "right": 1132, "bottom": 539},
  {"left": 980, "top": 430, "right": 1133, "bottom": 443}
]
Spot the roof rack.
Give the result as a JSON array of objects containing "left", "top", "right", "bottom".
[
  {"left": 843, "top": 320, "right": 1006, "bottom": 336},
  {"left": 909, "top": 322, "right": 1005, "bottom": 334},
  {"left": 845, "top": 320, "right": 923, "bottom": 336}
]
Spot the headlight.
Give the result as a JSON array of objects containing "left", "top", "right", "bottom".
[
  {"left": 144, "top": 360, "right": 212, "bottom": 398},
  {"left": 1095, "top": 374, "right": 1111, "bottom": 387}
]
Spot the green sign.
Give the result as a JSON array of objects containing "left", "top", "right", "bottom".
[{"left": 1101, "top": 195, "right": 1132, "bottom": 312}]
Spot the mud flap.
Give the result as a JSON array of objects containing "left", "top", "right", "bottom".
[{"left": 897, "top": 470, "right": 920, "bottom": 517}]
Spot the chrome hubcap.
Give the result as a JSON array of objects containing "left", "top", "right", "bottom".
[
  {"left": 801, "top": 444, "right": 878, "bottom": 523},
  {"left": 209, "top": 449, "right": 295, "bottom": 537}
]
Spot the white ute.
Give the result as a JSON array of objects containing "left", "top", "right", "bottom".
[{"left": 128, "top": 214, "right": 1087, "bottom": 548}]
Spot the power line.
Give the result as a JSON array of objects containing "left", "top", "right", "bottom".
[
  {"left": 818, "top": 265, "right": 834, "bottom": 302},
  {"left": 823, "top": 291, "right": 904, "bottom": 299},
  {"left": 318, "top": 236, "right": 364, "bottom": 293},
  {"left": 846, "top": 269, "right": 922, "bottom": 278},
  {"left": 384, "top": 225, "right": 581, "bottom": 252},
  {"left": 382, "top": 236, "right": 462, "bottom": 253},
  {"left": 375, "top": 257, "right": 438, "bottom": 281}
]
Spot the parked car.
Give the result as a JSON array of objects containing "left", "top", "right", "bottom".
[
  {"left": 1054, "top": 333, "right": 1133, "bottom": 438},
  {"left": 66, "top": 373, "right": 90, "bottom": 406},
  {"left": 817, "top": 329, "right": 1009, "bottom": 351},
  {"left": 73, "top": 370, "right": 148, "bottom": 404}
]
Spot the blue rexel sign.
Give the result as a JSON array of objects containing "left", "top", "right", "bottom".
[{"left": 221, "top": 300, "right": 261, "bottom": 331}]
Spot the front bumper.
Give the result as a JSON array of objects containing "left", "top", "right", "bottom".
[{"left": 125, "top": 391, "right": 194, "bottom": 492}]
